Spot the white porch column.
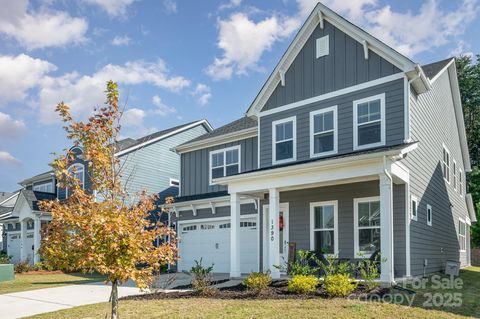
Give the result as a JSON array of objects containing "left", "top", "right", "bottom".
[
  {"left": 379, "top": 174, "right": 394, "bottom": 284},
  {"left": 268, "top": 188, "right": 280, "bottom": 279},
  {"left": 230, "top": 192, "right": 241, "bottom": 278},
  {"left": 20, "top": 220, "right": 27, "bottom": 262},
  {"left": 33, "top": 217, "right": 41, "bottom": 264}
]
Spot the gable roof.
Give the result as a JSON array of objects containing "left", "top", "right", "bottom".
[
  {"left": 19, "top": 170, "right": 54, "bottom": 186},
  {"left": 246, "top": 2, "right": 430, "bottom": 116},
  {"left": 14, "top": 189, "right": 57, "bottom": 212},
  {"left": 422, "top": 58, "right": 454, "bottom": 80}
]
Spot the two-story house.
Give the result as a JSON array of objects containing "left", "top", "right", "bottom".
[
  {"left": 0, "top": 119, "right": 212, "bottom": 264},
  {"left": 169, "top": 3, "right": 476, "bottom": 284}
]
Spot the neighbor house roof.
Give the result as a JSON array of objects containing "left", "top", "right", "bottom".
[
  {"left": 19, "top": 171, "right": 54, "bottom": 186},
  {"left": 422, "top": 58, "right": 454, "bottom": 80},
  {"left": 20, "top": 190, "right": 57, "bottom": 211}
]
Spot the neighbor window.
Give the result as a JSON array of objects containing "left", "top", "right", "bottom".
[
  {"left": 310, "top": 201, "right": 338, "bottom": 255},
  {"left": 310, "top": 106, "right": 337, "bottom": 157},
  {"left": 272, "top": 116, "right": 296, "bottom": 164},
  {"left": 453, "top": 160, "right": 457, "bottom": 191},
  {"left": 353, "top": 94, "right": 385, "bottom": 150},
  {"left": 66, "top": 163, "right": 85, "bottom": 197},
  {"left": 427, "top": 204, "right": 432, "bottom": 226},
  {"left": 354, "top": 197, "right": 380, "bottom": 258},
  {"left": 442, "top": 146, "right": 450, "bottom": 183},
  {"left": 169, "top": 178, "right": 180, "bottom": 187},
  {"left": 209, "top": 146, "right": 240, "bottom": 183},
  {"left": 459, "top": 219, "right": 466, "bottom": 252},
  {"left": 459, "top": 169, "right": 464, "bottom": 197},
  {"left": 33, "top": 182, "right": 54, "bottom": 193},
  {"left": 411, "top": 195, "right": 418, "bottom": 221}
]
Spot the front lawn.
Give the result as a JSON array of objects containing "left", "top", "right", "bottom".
[{"left": 0, "top": 272, "right": 105, "bottom": 294}]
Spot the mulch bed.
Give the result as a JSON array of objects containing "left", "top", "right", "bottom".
[{"left": 122, "top": 280, "right": 389, "bottom": 301}]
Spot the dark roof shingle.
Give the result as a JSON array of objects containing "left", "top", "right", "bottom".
[{"left": 422, "top": 58, "right": 453, "bottom": 79}]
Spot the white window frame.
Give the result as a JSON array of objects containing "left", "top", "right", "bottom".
[
  {"left": 442, "top": 145, "right": 451, "bottom": 184},
  {"left": 453, "top": 159, "right": 457, "bottom": 191},
  {"left": 410, "top": 195, "right": 418, "bottom": 221},
  {"left": 169, "top": 178, "right": 180, "bottom": 187},
  {"left": 459, "top": 218, "right": 466, "bottom": 252},
  {"left": 309, "top": 200, "right": 338, "bottom": 256},
  {"left": 66, "top": 163, "right": 85, "bottom": 197},
  {"left": 353, "top": 93, "right": 386, "bottom": 151},
  {"left": 354, "top": 196, "right": 381, "bottom": 258},
  {"left": 426, "top": 204, "right": 432, "bottom": 226},
  {"left": 309, "top": 106, "right": 338, "bottom": 158},
  {"left": 459, "top": 168, "right": 464, "bottom": 197},
  {"left": 209, "top": 145, "right": 241, "bottom": 185},
  {"left": 272, "top": 116, "right": 297, "bottom": 165}
]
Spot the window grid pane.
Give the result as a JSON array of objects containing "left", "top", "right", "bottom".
[{"left": 211, "top": 148, "right": 239, "bottom": 180}]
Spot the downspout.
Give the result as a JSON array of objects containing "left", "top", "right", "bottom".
[{"left": 383, "top": 156, "right": 395, "bottom": 283}]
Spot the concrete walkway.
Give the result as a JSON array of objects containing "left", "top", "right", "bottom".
[{"left": 0, "top": 273, "right": 238, "bottom": 319}]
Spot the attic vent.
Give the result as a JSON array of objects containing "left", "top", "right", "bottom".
[{"left": 316, "top": 35, "right": 329, "bottom": 59}]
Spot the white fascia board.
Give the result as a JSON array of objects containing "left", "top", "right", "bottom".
[
  {"left": 0, "top": 192, "right": 19, "bottom": 206},
  {"left": 466, "top": 194, "right": 477, "bottom": 223},
  {"left": 19, "top": 172, "right": 55, "bottom": 186},
  {"left": 115, "top": 119, "right": 213, "bottom": 157},
  {"left": 175, "top": 127, "right": 258, "bottom": 154},
  {"left": 166, "top": 196, "right": 257, "bottom": 212}
]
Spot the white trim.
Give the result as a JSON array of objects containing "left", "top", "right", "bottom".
[
  {"left": 209, "top": 145, "right": 241, "bottom": 186},
  {"left": 309, "top": 200, "right": 338, "bottom": 256},
  {"left": 175, "top": 126, "right": 257, "bottom": 154},
  {"left": 429, "top": 58, "right": 455, "bottom": 83},
  {"left": 458, "top": 217, "right": 467, "bottom": 252},
  {"left": 362, "top": 40, "right": 369, "bottom": 60},
  {"left": 262, "top": 202, "right": 289, "bottom": 274},
  {"left": 116, "top": 119, "right": 213, "bottom": 156},
  {"left": 405, "top": 183, "right": 411, "bottom": 277},
  {"left": 169, "top": 178, "right": 180, "bottom": 188},
  {"left": 354, "top": 196, "right": 381, "bottom": 258},
  {"left": 353, "top": 93, "right": 386, "bottom": 151},
  {"left": 410, "top": 195, "right": 418, "bottom": 221},
  {"left": 0, "top": 192, "right": 19, "bottom": 206},
  {"left": 442, "top": 144, "right": 451, "bottom": 184},
  {"left": 466, "top": 194, "right": 477, "bottom": 223},
  {"left": 177, "top": 213, "right": 258, "bottom": 225},
  {"left": 272, "top": 116, "right": 297, "bottom": 165},
  {"left": 459, "top": 168, "right": 464, "bottom": 197},
  {"left": 453, "top": 159, "right": 457, "bottom": 191},
  {"left": 258, "top": 73, "right": 403, "bottom": 118},
  {"left": 403, "top": 75, "right": 411, "bottom": 143},
  {"left": 309, "top": 106, "right": 338, "bottom": 158},
  {"left": 426, "top": 204, "right": 432, "bottom": 226}
]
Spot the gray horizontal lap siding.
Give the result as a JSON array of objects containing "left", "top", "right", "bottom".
[
  {"left": 259, "top": 79, "right": 404, "bottom": 168},
  {"left": 262, "top": 20, "right": 400, "bottom": 112},
  {"left": 180, "top": 137, "right": 258, "bottom": 197},
  {"left": 405, "top": 68, "right": 470, "bottom": 276}
]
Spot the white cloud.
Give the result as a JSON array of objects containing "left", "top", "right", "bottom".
[
  {"left": 450, "top": 40, "right": 474, "bottom": 58},
  {"left": 0, "top": 0, "right": 88, "bottom": 50},
  {"left": 219, "top": 0, "right": 242, "bottom": 11},
  {"left": 0, "top": 112, "right": 25, "bottom": 140},
  {"left": 121, "top": 108, "right": 145, "bottom": 127},
  {"left": 192, "top": 84, "right": 212, "bottom": 106},
  {"left": 163, "top": 0, "right": 177, "bottom": 14},
  {"left": 152, "top": 95, "right": 176, "bottom": 116},
  {"left": 296, "top": 0, "right": 377, "bottom": 22},
  {"left": 0, "top": 54, "right": 56, "bottom": 104},
  {"left": 0, "top": 151, "right": 20, "bottom": 166},
  {"left": 206, "top": 12, "right": 299, "bottom": 80},
  {"left": 85, "top": 0, "right": 137, "bottom": 17},
  {"left": 111, "top": 35, "right": 131, "bottom": 46}
]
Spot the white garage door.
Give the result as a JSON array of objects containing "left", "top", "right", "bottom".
[
  {"left": 7, "top": 233, "right": 21, "bottom": 264},
  {"left": 178, "top": 216, "right": 258, "bottom": 274}
]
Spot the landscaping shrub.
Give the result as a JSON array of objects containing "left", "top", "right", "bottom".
[
  {"left": 14, "top": 261, "right": 31, "bottom": 273},
  {"left": 189, "top": 258, "right": 215, "bottom": 294},
  {"left": 243, "top": 271, "right": 272, "bottom": 293},
  {"left": 288, "top": 250, "right": 321, "bottom": 276},
  {"left": 322, "top": 254, "right": 354, "bottom": 277},
  {"left": 0, "top": 251, "right": 10, "bottom": 264},
  {"left": 287, "top": 275, "right": 319, "bottom": 294},
  {"left": 324, "top": 274, "right": 357, "bottom": 297},
  {"left": 32, "top": 261, "right": 55, "bottom": 272},
  {"left": 357, "top": 253, "right": 381, "bottom": 291}
]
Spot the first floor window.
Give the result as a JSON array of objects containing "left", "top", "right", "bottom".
[
  {"left": 310, "top": 201, "right": 337, "bottom": 255},
  {"left": 354, "top": 94, "right": 385, "bottom": 150},
  {"left": 411, "top": 196, "right": 418, "bottom": 221},
  {"left": 273, "top": 117, "right": 296, "bottom": 163},
  {"left": 310, "top": 106, "right": 337, "bottom": 157},
  {"left": 355, "top": 197, "right": 380, "bottom": 257},
  {"left": 459, "top": 219, "right": 466, "bottom": 251},
  {"left": 427, "top": 204, "right": 432, "bottom": 226},
  {"left": 210, "top": 146, "right": 240, "bottom": 182}
]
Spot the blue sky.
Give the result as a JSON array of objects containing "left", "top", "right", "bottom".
[{"left": 0, "top": 0, "right": 479, "bottom": 190}]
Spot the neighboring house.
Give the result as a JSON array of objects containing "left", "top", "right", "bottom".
[
  {"left": 0, "top": 120, "right": 212, "bottom": 265},
  {"left": 169, "top": 3, "right": 476, "bottom": 284}
]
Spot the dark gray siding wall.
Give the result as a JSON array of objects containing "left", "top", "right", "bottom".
[
  {"left": 404, "top": 68, "right": 470, "bottom": 276},
  {"left": 180, "top": 137, "right": 258, "bottom": 196},
  {"left": 259, "top": 79, "right": 404, "bottom": 168},
  {"left": 262, "top": 21, "right": 400, "bottom": 112}
]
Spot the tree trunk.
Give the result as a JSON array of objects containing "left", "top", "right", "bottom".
[{"left": 111, "top": 280, "right": 118, "bottom": 319}]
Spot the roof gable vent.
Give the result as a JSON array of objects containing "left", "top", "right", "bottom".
[{"left": 316, "top": 35, "right": 329, "bottom": 58}]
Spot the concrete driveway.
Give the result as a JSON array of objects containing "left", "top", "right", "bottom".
[{"left": 0, "top": 273, "right": 236, "bottom": 319}]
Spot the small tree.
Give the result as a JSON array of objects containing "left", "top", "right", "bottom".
[{"left": 39, "top": 81, "right": 177, "bottom": 319}]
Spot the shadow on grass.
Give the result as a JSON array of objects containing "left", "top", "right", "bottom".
[{"left": 31, "top": 273, "right": 106, "bottom": 286}]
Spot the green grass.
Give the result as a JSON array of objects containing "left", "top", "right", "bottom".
[
  {"left": 0, "top": 272, "right": 105, "bottom": 294},
  {"left": 27, "top": 267, "right": 480, "bottom": 319}
]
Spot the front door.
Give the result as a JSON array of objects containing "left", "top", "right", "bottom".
[{"left": 263, "top": 203, "right": 289, "bottom": 272}]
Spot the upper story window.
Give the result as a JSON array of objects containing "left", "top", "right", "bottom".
[
  {"left": 33, "top": 182, "right": 54, "bottom": 193},
  {"left": 272, "top": 116, "right": 296, "bottom": 164},
  {"left": 442, "top": 146, "right": 450, "bottom": 184},
  {"left": 66, "top": 163, "right": 85, "bottom": 197},
  {"left": 353, "top": 94, "right": 385, "bottom": 150},
  {"left": 310, "top": 106, "right": 337, "bottom": 158},
  {"left": 427, "top": 204, "right": 433, "bottom": 226},
  {"left": 453, "top": 160, "right": 457, "bottom": 191},
  {"left": 209, "top": 146, "right": 240, "bottom": 183},
  {"left": 411, "top": 195, "right": 418, "bottom": 221},
  {"left": 458, "top": 219, "right": 466, "bottom": 252},
  {"left": 459, "top": 169, "right": 464, "bottom": 197}
]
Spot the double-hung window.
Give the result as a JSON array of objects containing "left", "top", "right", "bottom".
[
  {"left": 272, "top": 116, "right": 296, "bottom": 164},
  {"left": 411, "top": 195, "right": 418, "bottom": 221},
  {"left": 459, "top": 219, "right": 466, "bottom": 252},
  {"left": 453, "top": 160, "right": 457, "bottom": 191},
  {"left": 209, "top": 146, "right": 240, "bottom": 183},
  {"left": 310, "top": 106, "right": 337, "bottom": 157},
  {"left": 310, "top": 201, "right": 338, "bottom": 255},
  {"left": 66, "top": 163, "right": 85, "bottom": 197},
  {"left": 442, "top": 146, "right": 450, "bottom": 183},
  {"left": 427, "top": 204, "right": 432, "bottom": 226},
  {"left": 353, "top": 94, "right": 385, "bottom": 150},
  {"left": 354, "top": 197, "right": 380, "bottom": 258},
  {"left": 33, "top": 182, "right": 54, "bottom": 193},
  {"left": 459, "top": 169, "right": 464, "bottom": 197}
]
